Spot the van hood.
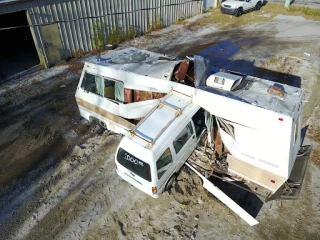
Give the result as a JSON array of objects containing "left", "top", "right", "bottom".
[{"left": 222, "top": 0, "right": 245, "bottom": 8}]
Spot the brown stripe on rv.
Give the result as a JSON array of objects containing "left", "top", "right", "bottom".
[{"left": 76, "top": 98, "right": 135, "bottom": 130}]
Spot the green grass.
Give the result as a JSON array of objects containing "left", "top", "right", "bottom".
[
  {"left": 107, "top": 26, "right": 137, "bottom": 45},
  {"left": 288, "top": 5, "right": 320, "bottom": 17},
  {"left": 184, "top": 3, "right": 320, "bottom": 31},
  {"left": 146, "top": 17, "right": 164, "bottom": 33}
]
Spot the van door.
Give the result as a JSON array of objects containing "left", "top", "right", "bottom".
[
  {"left": 156, "top": 147, "right": 176, "bottom": 193},
  {"left": 172, "top": 121, "right": 197, "bottom": 169},
  {"left": 244, "top": 0, "right": 255, "bottom": 10}
]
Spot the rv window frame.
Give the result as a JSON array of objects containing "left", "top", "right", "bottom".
[{"left": 81, "top": 71, "right": 125, "bottom": 102}]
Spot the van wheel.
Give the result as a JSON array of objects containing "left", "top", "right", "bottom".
[
  {"left": 255, "top": 2, "right": 261, "bottom": 10},
  {"left": 235, "top": 8, "right": 242, "bottom": 17},
  {"left": 165, "top": 174, "right": 176, "bottom": 192},
  {"left": 98, "top": 120, "right": 108, "bottom": 130}
]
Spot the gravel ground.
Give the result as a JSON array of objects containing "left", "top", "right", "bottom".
[{"left": 0, "top": 12, "right": 319, "bottom": 240}]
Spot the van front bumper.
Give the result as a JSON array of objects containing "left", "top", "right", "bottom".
[{"left": 221, "top": 6, "right": 237, "bottom": 15}]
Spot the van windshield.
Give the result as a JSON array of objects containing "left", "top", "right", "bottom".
[{"left": 117, "top": 148, "right": 151, "bottom": 182}]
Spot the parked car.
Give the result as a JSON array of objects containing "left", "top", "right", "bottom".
[{"left": 221, "top": 0, "right": 263, "bottom": 17}]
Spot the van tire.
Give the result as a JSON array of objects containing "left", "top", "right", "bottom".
[
  {"left": 98, "top": 120, "right": 108, "bottom": 130},
  {"left": 255, "top": 2, "right": 261, "bottom": 10},
  {"left": 235, "top": 8, "right": 242, "bottom": 17},
  {"left": 165, "top": 174, "right": 176, "bottom": 192}
]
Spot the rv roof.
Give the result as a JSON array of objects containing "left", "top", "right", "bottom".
[
  {"left": 199, "top": 75, "right": 303, "bottom": 116},
  {"left": 133, "top": 91, "right": 192, "bottom": 145},
  {"left": 86, "top": 47, "right": 181, "bottom": 81}
]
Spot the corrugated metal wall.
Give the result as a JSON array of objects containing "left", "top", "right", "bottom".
[{"left": 0, "top": 0, "right": 203, "bottom": 64}]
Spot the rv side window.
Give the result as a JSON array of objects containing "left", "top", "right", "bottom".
[
  {"left": 173, "top": 122, "right": 194, "bottom": 154},
  {"left": 156, "top": 148, "right": 173, "bottom": 179},
  {"left": 81, "top": 72, "right": 103, "bottom": 96},
  {"left": 81, "top": 72, "right": 124, "bottom": 102}
]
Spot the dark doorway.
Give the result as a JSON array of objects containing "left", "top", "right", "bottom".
[{"left": 0, "top": 11, "right": 39, "bottom": 82}]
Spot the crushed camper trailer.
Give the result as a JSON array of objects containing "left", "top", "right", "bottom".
[
  {"left": 75, "top": 47, "right": 196, "bottom": 135},
  {"left": 75, "top": 47, "right": 311, "bottom": 226}
]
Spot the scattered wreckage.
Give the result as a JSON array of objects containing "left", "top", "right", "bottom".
[{"left": 75, "top": 47, "right": 311, "bottom": 226}]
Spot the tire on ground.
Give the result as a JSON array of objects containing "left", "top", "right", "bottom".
[
  {"left": 255, "top": 2, "right": 261, "bottom": 10},
  {"left": 98, "top": 120, "right": 108, "bottom": 130},
  {"left": 235, "top": 8, "right": 243, "bottom": 17},
  {"left": 165, "top": 174, "right": 176, "bottom": 192}
]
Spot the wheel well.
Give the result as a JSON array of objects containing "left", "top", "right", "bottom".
[{"left": 165, "top": 173, "right": 177, "bottom": 191}]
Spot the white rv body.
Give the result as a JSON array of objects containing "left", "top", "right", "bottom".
[
  {"left": 193, "top": 73, "right": 303, "bottom": 193},
  {"left": 75, "top": 47, "right": 191, "bottom": 135}
]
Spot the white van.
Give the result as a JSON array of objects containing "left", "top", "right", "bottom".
[{"left": 115, "top": 91, "right": 205, "bottom": 198}]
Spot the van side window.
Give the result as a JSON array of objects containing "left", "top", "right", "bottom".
[
  {"left": 173, "top": 122, "right": 194, "bottom": 154},
  {"left": 157, "top": 148, "right": 173, "bottom": 179},
  {"left": 81, "top": 72, "right": 124, "bottom": 102}
]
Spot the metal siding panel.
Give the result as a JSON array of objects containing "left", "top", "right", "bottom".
[
  {"left": 106, "top": 0, "right": 113, "bottom": 33},
  {"left": 68, "top": 0, "right": 79, "bottom": 54},
  {"left": 0, "top": 0, "right": 203, "bottom": 60},
  {"left": 97, "top": 0, "right": 106, "bottom": 45},
  {"left": 143, "top": 0, "right": 147, "bottom": 32},
  {"left": 72, "top": 1, "right": 83, "bottom": 52},
  {"left": 85, "top": 0, "right": 94, "bottom": 50},
  {"left": 62, "top": 1, "right": 74, "bottom": 55},
  {"left": 117, "top": 0, "right": 125, "bottom": 31},
  {"left": 58, "top": 1, "right": 71, "bottom": 57},
  {"left": 136, "top": 0, "right": 140, "bottom": 34},
  {"left": 123, "top": 0, "right": 128, "bottom": 32},
  {"left": 80, "top": 0, "right": 90, "bottom": 51},
  {"left": 111, "top": 0, "right": 116, "bottom": 29},
  {"left": 79, "top": 1, "right": 89, "bottom": 52}
]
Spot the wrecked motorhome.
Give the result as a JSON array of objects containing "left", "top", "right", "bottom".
[{"left": 75, "top": 47, "right": 311, "bottom": 226}]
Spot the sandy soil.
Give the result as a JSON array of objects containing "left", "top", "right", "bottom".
[{"left": 0, "top": 13, "right": 320, "bottom": 240}]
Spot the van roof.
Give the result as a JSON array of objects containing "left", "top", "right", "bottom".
[
  {"left": 86, "top": 47, "right": 181, "bottom": 81},
  {"left": 128, "top": 91, "right": 200, "bottom": 157}
]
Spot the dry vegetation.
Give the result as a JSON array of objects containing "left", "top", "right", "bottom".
[
  {"left": 185, "top": 3, "right": 320, "bottom": 31},
  {"left": 309, "top": 126, "right": 320, "bottom": 143}
]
